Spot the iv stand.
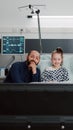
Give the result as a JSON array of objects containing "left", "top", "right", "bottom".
[
  {"left": 35, "top": 9, "right": 42, "bottom": 54},
  {"left": 18, "top": 4, "right": 43, "bottom": 53}
]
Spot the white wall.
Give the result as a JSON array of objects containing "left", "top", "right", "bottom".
[{"left": 0, "top": 16, "right": 73, "bottom": 39}]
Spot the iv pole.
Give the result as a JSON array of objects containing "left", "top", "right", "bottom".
[
  {"left": 35, "top": 9, "right": 42, "bottom": 54},
  {"left": 18, "top": 4, "right": 43, "bottom": 54}
]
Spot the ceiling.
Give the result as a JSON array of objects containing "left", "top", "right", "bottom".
[
  {"left": 17, "top": 0, "right": 73, "bottom": 16},
  {"left": 0, "top": 0, "right": 73, "bottom": 26}
]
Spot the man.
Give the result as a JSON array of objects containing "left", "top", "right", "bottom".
[{"left": 4, "top": 50, "right": 41, "bottom": 83}]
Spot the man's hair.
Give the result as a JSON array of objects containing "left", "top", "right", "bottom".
[{"left": 28, "top": 50, "right": 40, "bottom": 57}]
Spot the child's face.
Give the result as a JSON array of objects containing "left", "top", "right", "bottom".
[{"left": 51, "top": 53, "right": 62, "bottom": 68}]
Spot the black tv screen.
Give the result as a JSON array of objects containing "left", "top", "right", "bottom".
[
  {"left": 0, "top": 83, "right": 73, "bottom": 116},
  {"left": 2, "top": 36, "right": 25, "bottom": 54}
]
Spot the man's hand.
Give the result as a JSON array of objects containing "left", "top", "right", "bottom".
[{"left": 28, "top": 61, "right": 37, "bottom": 74}]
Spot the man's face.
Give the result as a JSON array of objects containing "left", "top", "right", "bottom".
[{"left": 27, "top": 51, "right": 40, "bottom": 65}]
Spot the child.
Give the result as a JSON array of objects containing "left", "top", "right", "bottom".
[{"left": 41, "top": 47, "right": 69, "bottom": 82}]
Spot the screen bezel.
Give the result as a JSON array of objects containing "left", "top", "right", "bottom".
[{"left": 1, "top": 34, "right": 25, "bottom": 55}]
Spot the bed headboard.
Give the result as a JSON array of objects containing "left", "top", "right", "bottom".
[{"left": 25, "top": 39, "right": 73, "bottom": 53}]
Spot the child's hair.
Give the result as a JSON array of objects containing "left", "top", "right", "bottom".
[
  {"left": 51, "top": 47, "right": 63, "bottom": 64},
  {"left": 56, "top": 47, "right": 63, "bottom": 53},
  {"left": 52, "top": 47, "right": 63, "bottom": 57}
]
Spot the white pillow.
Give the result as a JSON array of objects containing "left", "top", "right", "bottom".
[{"left": 38, "top": 54, "right": 51, "bottom": 73}]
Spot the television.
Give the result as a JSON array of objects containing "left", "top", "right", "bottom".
[
  {"left": 0, "top": 83, "right": 73, "bottom": 129},
  {"left": 1, "top": 35, "right": 25, "bottom": 54}
]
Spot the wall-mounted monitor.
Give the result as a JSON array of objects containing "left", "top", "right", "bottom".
[{"left": 2, "top": 35, "right": 25, "bottom": 54}]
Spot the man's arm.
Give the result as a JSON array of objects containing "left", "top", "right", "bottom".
[
  {"left": 10, "top": 63, "right": 24, "bottom": 83},
  {"left": 28, "top": 61, "right": 41, "bottom": 82},
  {"left": 32, "top": 68, "right": 41, "bottom": 82}
]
